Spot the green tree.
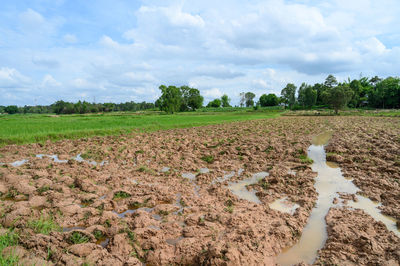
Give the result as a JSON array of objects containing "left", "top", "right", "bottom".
[
  {"left": 157, "top": 85, "right": 182, "bottom": 114},
  {"left": 239, "top": 92, "right": 245, "bottom": 107},
  {"left": 221, "top": 94, "right": 231, "bottom": 107},
  {"left": 244, "top": 92, "right": 256, "bottom": 107},
  {"left": 207, "top": 99, "right": 222, "bottom": 108},
  {"left": 180, "top": 86, "right": 203, "bottom": 111},
  {"left": 371, "top": 77, "right": 400, "bottom": 108},
  {"left": 322, "top": 84, "right": 353, "bottom": 114},
  {"left": 298, "top": 83, "right": 317, "bottom": 108},
  {"left": 281, "top": 83, "right": 297, "bottom": 109},
  {"left": 259, "top": 93, "right": 279, "bottom": 107},
  {"left": 324, "top": 74, "right": 338, "bottom": 88},
  {"left": 5, "top": 105, "right": 19, "bottom": 114}
]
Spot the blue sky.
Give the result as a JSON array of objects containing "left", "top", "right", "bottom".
[{"left": 1, "top": 0, "right": 399, "bottom": 106}]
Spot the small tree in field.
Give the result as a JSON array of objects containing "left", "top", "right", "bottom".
[
  {"left": 207, "top": 99, "right": 222, "bottom": 108},
  {"left": 221, "top": 94, "right": 231, "bottom": 107},
  {"left": 244, "top": 92, "right": 256, "bottom": 107},
  {"left": 259, "top": 93, "right": 279, "bottom": 107},
  {"left": 157, "top": 85, "right": 182, "bottom": 114},
  {"left": 322, "top": 84, "right": 353, "bottom": 114},
  {"left": 281, "top": 83, "right": 297, "bottom": 109}
]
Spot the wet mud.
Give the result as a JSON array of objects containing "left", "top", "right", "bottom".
[{"left": 0, "top": 116, "right": 399, "bottom": 265}]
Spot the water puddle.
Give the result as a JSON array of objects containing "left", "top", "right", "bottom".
[
  {"left": 270, "top": 197, "right": 300, "bottom": 215},
  {"left": 276, "top": 131, "right": 400, "bottom": 265},
  {"left": 95, "top": 237, "right": 110, "bottom": 248},
  {"left": 72, "top": 154, "right": 107, "bottom": 166},
  {"left": 36, "top": 154, "right": 68, "bottom": 163},
  {"left": 213, "top": 171, "right": 235, "bottom": 184},
  {"left": 199, "top": 168, "right": 210, "bottom": 174},
  {"left": 161, "top": 167, "right": 170, "bottom": 173},
  {"left": 10, "top": 159, "right": 28, "bottom": 167},
  {"left": 182, "top": 172, "right": 196, "bottom": 180},
  {"left": 227, "top": 172, "right": 269, "bottom": 204},
  {"left": 326, "top": 161, "right": 339, "bottom": 168},
  {"left": 348, "top": 195, "right": 400, "bottom": 238},
  {"left": 62, "top": 226, "right": 86, "bottom": 233}
]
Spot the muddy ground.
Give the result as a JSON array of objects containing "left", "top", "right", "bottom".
[{"left": 0, "top": 116, "right": 399, "bottom": 265}]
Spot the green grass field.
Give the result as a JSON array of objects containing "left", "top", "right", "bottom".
[{"left": 0, "top": 109, "right": 282, "bottom": 146}]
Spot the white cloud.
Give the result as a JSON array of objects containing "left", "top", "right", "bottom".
[
  {"left": 41, "top": 74, "right": 61, "bottom": 88},
  {"left": 203, "top": 88, "right": 223, "bottom": 99},
  {"left": 0, "top": 67, "right": 31, "bottom": 88},
  {"left": 19, "top": 8, "right": 45, "bottom": 28},
  {"left": 63, "top": 34, "right": 77, "bottom": 44},
  {"left": 1, "top": 0, "right": 400, "bottom": 106}
]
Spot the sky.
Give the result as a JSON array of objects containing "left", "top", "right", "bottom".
[{"left": 1, "top": 0, "right": 399, "bottom": 106}]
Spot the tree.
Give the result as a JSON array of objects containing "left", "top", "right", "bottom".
[
  {"left": 259, "top": 93, "right": 279, "bottom": 107},
  {"left": 322, "top": 84, "right": 353, "bottom": 114},
  {"left": 324, "top": 74, "right": 338, "bottom": 88},
  {"left": 180, "top": 86, "right": 203, "bottom": 111},
  {"left": 244, "top": 92, "right": 256, "bottom": 107},
  {"left": 221, "top": 94, "right": 231, "bottom": 107},
  {"left": 157, "top": 85, "right": 182, "bottom": 114},
  {"left": 371, "top": 77, "right": 400, "bottom": 108},
  {"left": 207, "top": 99, "right": 222, "bottom": 108},
  {"left": 281, "top": 83, "right": 297, "bottom": 109},
  {"left": 298, "top": 83, "right": 317, "bottom": 108},
  {"left": 5, "top": 105, "right": 18, "bottom": 114},
  {"left": 239, "top": 92, "right": 245, "bottom": 107}
]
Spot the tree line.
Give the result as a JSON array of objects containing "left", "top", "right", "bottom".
[
  {"left": 280, "top": 75, "right": 400, "bottom": 113},
  {"left": 1, "top": 75, "right": 399, "bottom": 114},
  {"left": 0, "top": 100, "right": 155, "bottom": 115}
]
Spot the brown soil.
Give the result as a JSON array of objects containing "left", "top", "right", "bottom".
[{"left": 0, "top": 116, "right": 399, "bottom": 265}]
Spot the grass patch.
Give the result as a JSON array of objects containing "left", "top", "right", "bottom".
[
  {"left": 201, "top": 155, "right": 214, "bottom": 164},
  {"left": 113, "top": 191, "right": 131, "bottom": 200},
  {"left": 28, "top": 215, "right": 61, "bottom": 235},
  {"left": 0, "top": 230, "right": 20, "bottom": 265},
  {"left": 0, "top": 110, "right": 281, "bottom": 147},
  {"left": 69, "top": 232, "right": 90, "bottom": 244},
  {"left": 93, "top": 230, "right": 104, "bottom": 240},
  {"left": 299, "top": 154, "right": 314, "bottom": 164}
]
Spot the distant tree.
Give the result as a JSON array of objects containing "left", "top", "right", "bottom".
[
  {"left": 259, "top": 93, "right": 279, "bottom": 107},
  {"left": 207, "top": 99, "right": 222, "bottom": 108},
  {"left": 239, "top": 92, "right": 246, "bottom": 107},
  {"left": 371, "top": 77, "right": 400, "bottom": 108},
  {"left": 281, "top": 83, "right": 297, "bottom": 109},
  {"left": 5, "top": 105, "right": 18, "bottom": 114},
  {"left": 157, "top": 85, "right": 182, "bottom": 114},
  {"left": 322, "top": 84, "right": 353, "bottom": 114},
  {"left": 221, "top": 94, "right": 231, "bottom": 107},
  {"left": 244, "top": 92, "right": 256, "bottom": 107},
  {"left": 180, "top": 86, "right": 203, "bottom": 111},
  {"left": 298, "top": 83, "right": 317, "bottom": 108},
  {"left": 324, "top": 74, "right": 338, "bottom": 88}
]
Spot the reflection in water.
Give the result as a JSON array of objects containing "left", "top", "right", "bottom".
[
  {"left": 36, "top": 154, "right": 68, "bottom": 163},
  {"left": 276, "top": 131, "right": 400, "bottom": 265},
  {"left": 199, "top": 168, "right": 210, "bottom": 174},
  {"left": 182, "top": 172, "right": 196, "bottom": 180},
  {"left": 10, "top": 159, "right": 28, "bottom": 167},
  {"left": 227, "top": 172, "right": 269, "bottom": 204}
]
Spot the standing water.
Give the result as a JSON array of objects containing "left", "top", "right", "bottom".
[{"left": 276, "top": 131, "right": 400, "bottom": 265}]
